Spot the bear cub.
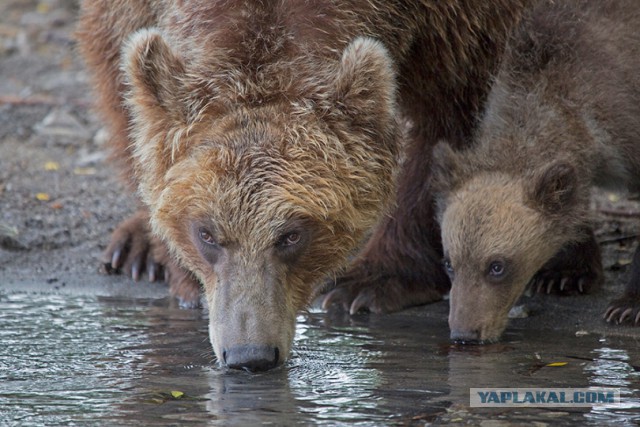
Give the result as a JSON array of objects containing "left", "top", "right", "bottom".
[{"left": 434, "top": 0, "right": 640, "bottom": 343}]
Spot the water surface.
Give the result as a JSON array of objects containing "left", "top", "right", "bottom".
[{"left": 0, "top": 291, "right": 638, "bottom": 426}]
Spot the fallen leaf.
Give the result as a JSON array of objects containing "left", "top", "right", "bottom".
[
  {"left": 73, "top": 167, "right": 97, "bottom": 176},
  {"left": 37, "top": 1, "right": 50, "bottom": 13},
  {"left": 546, "top": 362, "right": 568, "bottom": 367},
  {"left": 36, "top": 193, "right": 50, "bottom": 201},
  {"left": 170, "top": 390, "right": 184, "bottom": 399},
  {"left": 617, "top": 258, "right": 632, "bottom": 267},
  {"left": 44, "top": 161, "right": 59, "bottom": 171},
  {"left": 49, "top": 201, "right": 63, "bottom": 209}
]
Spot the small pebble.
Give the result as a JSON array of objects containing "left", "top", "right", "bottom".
[{"left": 508, "top": 304, "right": 530, "bottom": 319}]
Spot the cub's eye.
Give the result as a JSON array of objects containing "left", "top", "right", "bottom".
[
  {"left": 278, "top": 231, "right": 301, "bottom": 247},
  {"left": 198, "top": 228, "right": 218, "bottom": 246},
  {"left": 488, "top": 261, "right": 505, "bottom": 277},
  {"left": 443, "top": 258, "right": 454, "bottom": 275}
]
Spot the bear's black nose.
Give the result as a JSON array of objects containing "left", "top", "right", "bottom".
[
  {"left": 223, "top": 345, "right": 280, "bottom": 372},
  {"left": 450, "top": 329, "right": 481, "bottom": 345}
]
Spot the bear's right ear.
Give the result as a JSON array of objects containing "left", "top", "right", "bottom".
[
  {"left": 122, "top": 28, "right": 188, "bottom": 129},
  {"left": 331, "top": 37, "right": 397, "bottom": 139},
  {"left": 526, "top": 160, "right": 578, "bottom": 215}
]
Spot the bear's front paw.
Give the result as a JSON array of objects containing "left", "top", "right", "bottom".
[
  {"left": 529, "top": 269, "right": 601, "bottom": 295},
  {"left": 322, "top": 264, "right": 444, "bottom": 315},
  {"left": 529, "top": 231, "right": 603, "bottom": 295},
  {"left": 604, "top": 295, "right": 640, "bottom": 325},
  {"left": 102, "top": 210, "right": 164, "bottom": 282}
]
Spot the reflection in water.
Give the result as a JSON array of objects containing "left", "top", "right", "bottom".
[
  {"left": 0, "top": 293, "right": 146, "bottom": 425},
  {"left": 444, "top": 343, "right": 519, "bottom": 405},
  {"left": 289, "top": 315, "right": 385, "bottom": 423},
  {"left": 0, "top": 291, "right": 638, "bottom": 426},
  {"left": 439, "top": 328, "right": 640, "bottom": 425},
  {"left": 585, "top": 344, "right": 640, "bottom": 425}
]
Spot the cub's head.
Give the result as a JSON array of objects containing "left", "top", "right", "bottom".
[
  {"left": 433, "top": 142, "right": 585, "bottom": 343},
  {"left": 121, "top": 29, "right": 399, "bottom": 370}
]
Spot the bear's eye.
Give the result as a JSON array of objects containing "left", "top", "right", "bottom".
[
  {"left": 277, "top": 231, "right": 301, "bottom": 247},
  {"left": 198, "top": 228, "right": 218, "bottom": 246},
  {"left": 488, "top": 261, "right": 505, "bottom": 277},
  {"left": 443, "top": 258, "right": 454, "bottom": 276}
]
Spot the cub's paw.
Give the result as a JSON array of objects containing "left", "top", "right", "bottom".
[
  {"left": 102, "top": 210, "right": 164, "bottom": 282},
  {"left": 604, "top": 296, "right": 640, "bottom": 325},
  {"left": 322, "top": 264, "right": 445, "bottom": 315},
  {"left": 529, "top": 232, "right": 603, "bottom": 295},
  {"left": 529, "top": 269, "right": 602, "bottom": 295}
]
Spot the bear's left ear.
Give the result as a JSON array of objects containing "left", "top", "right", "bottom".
[
  {"left": 122, "top": 28, "right": 187, "bottom": 123},
  {"left": 331, "top": 37, "right": 397, "bottom": 137},
  {"left": 526, "top": 160, "right": 578, "bottom": 215}
]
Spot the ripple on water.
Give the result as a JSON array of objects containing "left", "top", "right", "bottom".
[{"left": 0, "top": 291, "right": 639, "bottom": 426}]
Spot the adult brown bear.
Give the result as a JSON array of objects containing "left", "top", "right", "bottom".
[{"left": 77, "top": 0, "right": 528, "bottom": 370}]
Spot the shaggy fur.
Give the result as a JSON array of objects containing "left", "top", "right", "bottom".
[
  {"left": 76, "top": 0, "right": 528, "bottom": 368},
  {"left": 434, "top": 0, "right": 640, "bottom": 343}
]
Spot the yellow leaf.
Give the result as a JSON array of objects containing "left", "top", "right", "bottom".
[
  {"left": 73, "top": 167, "right": 97, "bottom": 176},
  {"left": 36, "top": 2, "right": 50, "bottom": 13},
  {"left": 617, "top": 258, "right": 632, "bottom": 267},
  {"left": 546, "top": 362, "right": 568, "bottom": 367},
  {"left": 36, "top": 193, "right": 50, "bottom": 201},
  {"left": 44, "top": 161, "right": 59, "bottom": 171},
  {"left": 170, "top": 390, "right": 184, "bottom": 399}
]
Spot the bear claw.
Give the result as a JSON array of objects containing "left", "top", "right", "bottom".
[
  {"left": 322, "top": 280, "right": 364, "bottom": 313},
  {"left": 102, "top": 211, "right": 163, "bottom": 282},
  {"left": 529, "top": 231, "right": 603, "bottom": 296},
  {"left": 102, "top": 211, "right": 201, "bottom": 308},
  {"left": 322, "top": 269, "right": 445, "bottom": 315},
  {"left": 110, "top": 247, "right": 123, "bottom": 270},
  {"left": 603, "top": 296, "right": 640, "bottom": 325},
  {"left": 531, "top": 274, "right": 594, "bottom": 295}
]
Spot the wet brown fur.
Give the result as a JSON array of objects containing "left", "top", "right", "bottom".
[
  {"left": 434, "top": 0, "right": 640, "bottom": 342},
  {"left": 77, "top": 0, "right": 529, "bottom": 365}
]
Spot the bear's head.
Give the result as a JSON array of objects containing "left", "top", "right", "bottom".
[
  {"left": 433, "top": 142, "right": 587, "bottom": 343},
  {"left": 121, "top": 29, "right": 399, "bottom": 370}
]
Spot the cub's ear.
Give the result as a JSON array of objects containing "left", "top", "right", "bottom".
[
  {"left": 122, "top": 28, "right": 187, "bottom": 126},
  {"left": 431, "top": 141, "right": 464, "bottom": 195},
  {"left": 332, "top": 37, "right": 397, "bottom": 138},
  {"left": 526, "top": 160, "right": 578, "bottom": 215}
]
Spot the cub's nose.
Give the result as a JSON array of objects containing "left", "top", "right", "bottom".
[
  {"left": 223, "top": 345, "right": 280, "bottom": 372},
  {"left": 450, "top": 329, "right": 481, "bottom": 345}
]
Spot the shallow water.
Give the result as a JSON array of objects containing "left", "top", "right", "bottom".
[{"left": 0, "top": 291, "right": 638, "bottom": 426}]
